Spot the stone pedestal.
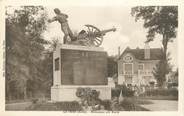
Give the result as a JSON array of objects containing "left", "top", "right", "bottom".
[
  {"left": 51, "top": 85, "right": 112, "bottom": 101},
  {"left": 51, "top": 44, "right": 112, "bottom": 101}
]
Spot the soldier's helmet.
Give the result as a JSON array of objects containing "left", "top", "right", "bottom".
[{"left": 54, "top": 8, "right": 61, "bottom": 14}]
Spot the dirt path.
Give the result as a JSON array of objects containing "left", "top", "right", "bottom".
[{"left": 140, "top": 100, "right": 178, "bottom": 111}]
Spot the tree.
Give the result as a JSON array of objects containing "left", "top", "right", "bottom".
[
  {"left": 6, "top": 6, "right": 49, "bottom": 100},
  {"left": 175, "top": 68, "right": 178, "bottom": 77},
  {"left": 131, "top": 6, "right": 178, "bottom": 87},
  {"left": 48, "top": 37, "right": 60, "bottom": 51},
  {"left": 152, "top": 50, "right": 173, "bottom": 87},
  {"left": 107, "top": 56, "right": 118, "bottom": 77}
]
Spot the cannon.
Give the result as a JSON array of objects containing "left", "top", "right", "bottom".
[{"left": 69, "top": 25, "right": 116, "bottom": 47}]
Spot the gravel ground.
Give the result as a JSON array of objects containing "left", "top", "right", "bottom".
[{"left": 140, "top": 100, "right": 178, "bottom": 111}]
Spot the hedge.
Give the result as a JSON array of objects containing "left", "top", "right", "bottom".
[{"left": 112, "top": 85, "right": 135, "bottom": 97}]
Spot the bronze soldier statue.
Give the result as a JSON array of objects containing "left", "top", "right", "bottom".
[
  {"left": 48, "top": 8, "right": 116, "bottom": 47},
  {"left": 48, "top": 8, "right": 74, "bottom": 44}
]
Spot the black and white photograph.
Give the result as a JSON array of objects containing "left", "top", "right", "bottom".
[{"left": 0, "top": 0, "right": 184, "bottom": 115}]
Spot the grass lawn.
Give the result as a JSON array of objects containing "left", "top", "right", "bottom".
[
  {"left": 7, "top": 97, "right": 177, "bottom": 111},
  {"left": 6, "top": 97, "right": 154, "bottom": 111},
  {"left": 119, "top": 97, "right": 151, "bottom": 111},
  {"left": 138, "top": 96, "right": 178, "bottom": 101},
  {"left": 26, "top": 101, "right": 83, "bottom": 111},
  {"left": 125, "top": 97, "right": 153, "bottom": 105},
  {"left": 6, "top": 102, "right": 32, "bottom": 111}
]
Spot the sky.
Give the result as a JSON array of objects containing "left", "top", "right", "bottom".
[{"left": 43, "top": 6, "right": 177, "bottom": 69}]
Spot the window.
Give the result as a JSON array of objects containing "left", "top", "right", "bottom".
[
  {"left": 125, "top": 56, "right": 132, "bottom": 61},
  {"left": 55, "top": 58, "right": 59, "bottom": 71},
  {"left": 124, "top": 63, "right": 133, "bottom": 74},
  {"left": 125, "top": 64, "right": 132, "bottom": 71},
  {"left": 138, "top": 64, "right": 144, "bottom": 70},
  {"left": 123, "top": 55, "right": 133, "bottom": 62}
]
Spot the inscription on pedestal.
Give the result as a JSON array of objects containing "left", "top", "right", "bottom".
[{"left": 60, "top": 49, "right": 107, "bottom": 85}]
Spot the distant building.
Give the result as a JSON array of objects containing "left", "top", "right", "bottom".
[{"left": 117, "top": 44, "right": 162, "bottom": 86}]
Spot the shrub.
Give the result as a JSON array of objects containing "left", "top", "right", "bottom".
[
  {"left": 169, "top": 88, "right": 178, "bottom": 96},
  {"left": 76, "top": 87, "right": 102, "bottom": 111},
  {"left": 31, "top": 98, "right": 38, "bottom": 104},
  {"left": 168, "top": 83, "right": 178, "bottom": 89},
  {"left": 112, "top": 85, "right": 135, "bottom": 97},
  {"left": 101, "top": 100, "right": 111, "bottom": 110},
  {"left": 111, "top": 88, "right": 121, "bottom": 97}
]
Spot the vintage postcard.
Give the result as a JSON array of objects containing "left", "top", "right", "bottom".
[{"left": 0, "top": 0, "right": 184, "bottom": 116}]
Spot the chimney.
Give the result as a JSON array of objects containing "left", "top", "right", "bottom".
[
  {"left": 144, "top": 43, "right": 150, "bottom": 59},
  {"left": 118, "top": 46, "right": 120, "bottom": 58}
]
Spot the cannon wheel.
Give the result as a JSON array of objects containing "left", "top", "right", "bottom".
[{"left": 85, "top": 24, "right": 103, "bottom": 47}]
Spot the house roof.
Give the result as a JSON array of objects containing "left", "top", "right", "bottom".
[{"left": 119, "top": 47, "right": 163, "bottom": 60}]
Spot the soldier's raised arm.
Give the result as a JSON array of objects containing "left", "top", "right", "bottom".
[{"left": 48, "top": 17, "right": 57, "bottom": 23}]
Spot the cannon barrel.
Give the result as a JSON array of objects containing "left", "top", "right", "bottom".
[
  {"left": 71, "top": 25, "right": 116, "bottom": 47},
  {"left": 94, "top": 27, "right": 116, "bottom": 37}
]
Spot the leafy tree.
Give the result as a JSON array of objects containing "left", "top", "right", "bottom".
[
  {"left": 6, "top": 6, "right": 50, "bottom": 100},
  {"left": 107, "top": 56, "right": 118, "bottom": 77},
  {"left": 175, "top": 68, "right": 178, "bottom": 77},
  {"left": 174, "top": 68, "right": 178, "bottom": 85},
  {"left": 48, "top": 37, "right": 60, "bottom": 51},
  {"left": 152, "top": 50, "right": 173, "bottom": 87},
  {"left": 131, "top": 6, "right": 178, "bottom": 87}
]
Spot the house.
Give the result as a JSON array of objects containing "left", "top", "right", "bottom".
[{"left": 117, "top": 44, "right": 162, "bottom": 87}]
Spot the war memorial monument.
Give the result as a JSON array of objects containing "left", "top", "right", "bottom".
[{"left": 50, "top": 8, "right": 116, "bottom": 101}]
